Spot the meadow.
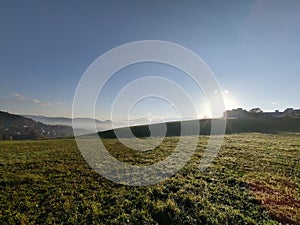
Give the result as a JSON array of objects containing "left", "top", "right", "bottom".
[{"left": 0, "top": 133, "right": 299, "bottom": 224}]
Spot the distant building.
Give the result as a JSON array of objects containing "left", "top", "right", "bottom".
[
  {"left": 260, "top": 110, "right": 283, "bottom": 118},
  {"left": 283, "top": 108, "right": 300, "bottom": 117},
  {"left": 223, "top": 108, "right": 249, "bottom": 118},
  {"left": 224, "top": 108, "right": 300, "bottom": 118}
]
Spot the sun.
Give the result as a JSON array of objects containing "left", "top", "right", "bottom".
[{"left": 223, "top": 92, "right": 238, "bottom": 110}]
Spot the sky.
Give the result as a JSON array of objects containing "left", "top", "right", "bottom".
[{"left": 0, "top": 0, "right": 299, "bottom": 121}]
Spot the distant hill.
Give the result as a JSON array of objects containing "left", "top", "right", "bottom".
[
  {"left": 23, "top": 115, "right": 195, "bottom": 134},
  {"left": 23, "top": 115, "right": 123, "bottom": 132},
  {"left": 0, "top": 111, "right": 75, "bottom": 140},
  {"left": 99, "top": 117, "right": 300, "bottom": 138},
  {"left": 3, "top": 111, "right": 300, "bottom": 140}
]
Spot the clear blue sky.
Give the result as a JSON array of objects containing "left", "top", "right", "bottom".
[{"left": 0, "top": 0, "right": 299, "bottom": 120}]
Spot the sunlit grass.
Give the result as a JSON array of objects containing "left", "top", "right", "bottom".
[{"left": 0, "top": 133, "right": 299, "bottom": 224}]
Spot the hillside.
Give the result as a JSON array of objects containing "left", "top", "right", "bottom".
[
  {"left": 0, "top": 111, "right": 74, "bottom": 140},
  {"left": 3, "top": 111, "right": 300, "bottom": 140},
  {"left": 99, "top": 117, "right": 300, "bottom": 138}
]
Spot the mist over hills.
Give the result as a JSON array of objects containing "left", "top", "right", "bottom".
[
  {"left": 23, "top": 115, "right": 117, "bottom": 132},
  {"left": 23, "top": 115, "right": 185, "bottom": 133}
]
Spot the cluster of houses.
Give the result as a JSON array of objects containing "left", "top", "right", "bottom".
[{"left": 224, "top": 108, "right": 300, "bottom": 118}]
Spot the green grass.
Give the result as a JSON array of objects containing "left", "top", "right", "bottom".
[{"left": 0, "top": 133, "right": 299, "bottom": 224}]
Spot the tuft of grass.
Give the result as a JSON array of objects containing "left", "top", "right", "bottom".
[{"left": 0, "top": 133, "right": 299, "bottom": 224}]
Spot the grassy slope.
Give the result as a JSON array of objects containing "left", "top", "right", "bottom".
[{"left": 0, "top": 133, "right": 299, "bottom": 224}]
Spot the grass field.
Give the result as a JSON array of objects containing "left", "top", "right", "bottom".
[{"left": 0, "top": 133, "right": 299, "bottom": 224}]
